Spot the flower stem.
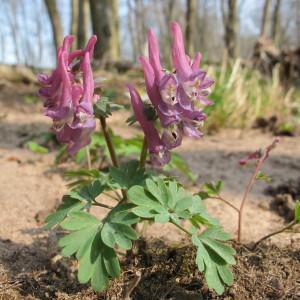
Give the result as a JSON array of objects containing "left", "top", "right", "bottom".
[
  {"left": 99, "top": 116, "right": 119, "bottom": 167},
  {"left": 170, "top": 220, "right": 191, "bottom": 236},
  {"left": 86, "top": 146, "right": 91, "bottom": 169},
  {"left": 210, "top": 195, "right": 239, "bottom": 213},
  {"left": 99, "top": 116, "right": 127, "bottom": 200},
  {"left": 237, "top": 159, "right": 264, "bottom": 242},
  {"left": 237, "top": 138, "right": 279, "bottom": 242},
  {"left": 139, "top": 137, "right": 148, "bottom": 169},
  {"left": 92, "top": 201, "right": 113, "bottom": 209},
  {"left": 253, "top": 220, "right": 297, "bottom": 249},
  {"left": 103, "top": 192, "right": 120, "bottom": 202}
]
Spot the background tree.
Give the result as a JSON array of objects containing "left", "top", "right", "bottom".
[
  {"left": 185, "top": 0, "right": 196, "bottom": 54},
  {"left": 77, "top": 0, "right": 90, "bottom": 49},
  {"left": 260, "top": 0, "right": 271, "bottom": 37},
  {"left": 89, "top": 0, "right": 120, "bottom": 63},
  {"left": 44, "top": 0, "right": 63, "bottom": 54},
  {"left": 221, "top": 0, "right": 238, "bottom": 60},
  {"left": 271, "top": 0, "right": 281, "bottom": 45},
  {"left": 71, "top": 0, "right": 79, "bottom": 49},
  {"left": 134, "top": 0, "right": 146, "bottom": 56}
]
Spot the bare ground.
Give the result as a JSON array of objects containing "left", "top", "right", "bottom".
[{"left": 0, "top": 83, "right": 299, "bottom": 299}]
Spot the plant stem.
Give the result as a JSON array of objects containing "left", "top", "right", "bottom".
[
  {"left": 237, "top": 138, "right": 279, "bottom": 242},
  {"left": 253, "top": 220, "right": 297, "bottom": 249},
  {"left": 237, "top": 159, "right": 264, "bottom": 242},
  {"left": 92, "top": 201, "right": 113, "bottom": 209},
  {"left": 170, "top": 220, "right": 191, "bottom": 236},
  {"left": 210, "top": 196, "right": 239, "bottom": 213},
  {"left": 113, "top": 190, "right": 123, "bottom": 201},
  {"left": 86, "top": 146, "right": 91, "bottom": 169},
  {"left": 99, "top": 116, "right": 119, "bottom": 167},
  {"left": 139, "top": 137, "right": 148, "bottom": 169},
  {"left": 99, "top": 116, "right": 127, "bottom": 200},
  {"left": 103, "top": 192, "right": 120, "bottom": 202}
]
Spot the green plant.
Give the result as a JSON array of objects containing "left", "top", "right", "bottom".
[{"left": 45, "top": 99, "right": 235, "bottom": 296}]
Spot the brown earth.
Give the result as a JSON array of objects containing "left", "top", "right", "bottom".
[{"left": 0, "top": 83, "right": 299, "bottom": 299}]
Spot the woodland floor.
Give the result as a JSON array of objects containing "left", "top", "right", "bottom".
[{"left": 0, "top": 82, "right": 299, "bottom": 299}]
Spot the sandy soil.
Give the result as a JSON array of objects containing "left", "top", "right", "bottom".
[{"left": 0, "top": 83, "right": 299, "bottom": 299}]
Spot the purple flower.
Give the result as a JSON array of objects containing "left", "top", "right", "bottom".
[
  {"left": 140, "top": 21, "right": 214, "bottom": 150},
  {"left": 127, "top": 84, "right": 170, "bottom": 166},
  {"left": 38, "top": 35, "right": 97, "bottom": 154}
]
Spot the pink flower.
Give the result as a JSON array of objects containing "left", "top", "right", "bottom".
[
  {"left": 38, "top": 35, "right": 97, "bottom": 154},
  {"left": 140, "top": 22, "right": 214, "bottom": 149},
  {"left": 127, "top": 84, "right": 170, "bottom": 166}
]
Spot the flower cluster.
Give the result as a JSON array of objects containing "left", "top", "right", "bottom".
[
  {"left": 38, "top": 35, "right": 97, "bottom": 154},
  {"left": 129, "top": 22, "right": 214, "bottom": 166}
]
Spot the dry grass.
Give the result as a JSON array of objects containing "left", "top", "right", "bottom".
[{"left": 205, "top": 58, "right": 299, "bottom": 131}]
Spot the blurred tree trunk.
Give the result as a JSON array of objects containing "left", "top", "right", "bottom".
[
  {"left": 134, "top": 0, "right": 146, "bottom": 55},
  {"left": 110, "top": 0, "right": 120, "bottom": 60},
  {"left": 89, "top": 0, "right": 120, "bottom": 62},
  {"left": 221, "top": 0, "right": 238, "bottom": 60},
  {"left": 71, "top": 0, "right": 79, "bottom": 49},
  {"left": 77, "top": 0, "right": 90, "bottom": 48},
  {"left": 185, "top": 0, "right": 196, "bottom": 54},
  {"left": 44, "top": 0, "right": 63, "bottom": 54},
  {"left": 271, "top": 0, "right": 281, "bottom": 45},
  {"left": 126, "top": 0, "right": 137, "bottom": 61},
  {"left": 161, "top": 0, "right": 176, "bottom": 63},
  {"left": 260, "top": 0, "right": 271, "bottom": 37},
  {"left": 297, "top": 0, "right": 300, "bottom": 46}
]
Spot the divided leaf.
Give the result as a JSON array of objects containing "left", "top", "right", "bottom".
[
  {"left": 44, "top": 195, "right": 87, "bottom": 229},
  {"left": 110, "top": 160, "right": 147, "bottom": 189},
  {"left": 202, "top": 181, "right": 224, "bottom": 196},
  {"left": 94, "top": 96, "right": 124, "bottom": 118},
  {"left": 192, "top": 227, "right": 235, "bottom": 295},
  {"left": 129, "top": 178, "right": 219, "bottom": 228},
  {"left": 69, "top": 179, "right": 105, "bottom": 202},
  {"left": 58, "top": 211, "right": 121, "bottom": 291},
  {"left": 101, "top": 203, "right": 139, "bottom": 250}
]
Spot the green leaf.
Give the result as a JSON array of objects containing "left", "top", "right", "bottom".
[
  {"left": 129, "top": 178, "right": 219, "bottom": 229},
  {"left": 202, "top": 180, "right": 224, "bottom": 196},
  {"left": 69, "top": 179, "right": 105, "bottom": 202},
  {"left": 128, "top": 185, "right": 163, "bottom": 211},
  {"left": 256, "top": 171, "right": 272, "bottom": 183},
  {"left": 110, "top": 160, "right": 147, "bottom": 189},
  {"left": 58, "top": 212, "right": 101, "bottom": 257},
  {"left": 192, "top": 227, "right": 236, "bottom": 295},
  {"left": 197, "top": 191, "right": 210, "bottom": 200},
  {"left": 189, "top": 196, "right": 220, "bottom": 227},
  {"left": 59, "top": 213, "right": 121, "bottom": 292},
  {"left": 26, "top": 141, "right": 49, "bottom": 154},
  {"left": 154, "top": 213, "right": 170, "bottom": 223},
  {"left": 94, "top": 97, "right": 124, "bottom": 118},
  {"left": 100, "top": 203, "right": 139, "bottom": 250},
  {"left": 61, "top": 211, "right": 100, "bottom": 231},
  {"left": 44, "top": 195, "right": 87, "bottom": 229},
  {"left": 64, "top": 168, "right": 101, "bottom": 178},
  {"left": 103, "top": 247, "right": 121, "bottom": 277},
  {"left": 217, "top": 265, "right": 234, "bottom": 285},
  {"left": 132, "top": 206, "right": 157, "bottom": 218}
]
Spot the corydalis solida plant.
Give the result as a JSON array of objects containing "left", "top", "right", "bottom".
[
  {"left": 43, "top": 23, "right": 235, "bottom": 296},
  {"left": 38, "top": 35, "right": 98, "bottom": 154},
  {"left": 128, "top": 22, "right": 214, "bottom": 165}
]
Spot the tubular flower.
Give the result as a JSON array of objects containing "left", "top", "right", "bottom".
[
  {"left": 38, "top": 35, "right": 97, "bottom": 154},
  {"left": 140, "top": 21, "right": 214, "bottom": 150},
  {"left": 128, "top": 84, "right": 170, "bottom": 166}
]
